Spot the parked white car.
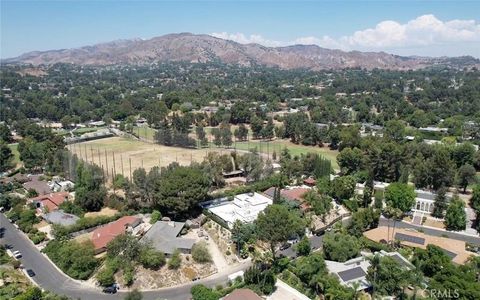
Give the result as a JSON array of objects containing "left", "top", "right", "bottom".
[{"left": 13, "top": 250, "right": 22, "bottom": 259}]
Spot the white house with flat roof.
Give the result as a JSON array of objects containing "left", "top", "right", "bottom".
[{"left": 204, "top": 192, "right": 273, "bottom": 228}]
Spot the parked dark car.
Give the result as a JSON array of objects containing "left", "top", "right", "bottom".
[
  {"left": 26, "top": 269, "right": 35, "bottom": 277},
  {"left": 102, "top": 286, "right": 117, "bottom": 294},
  {"left": 280, "top": 243, "right": 291, "bottom": 251}
]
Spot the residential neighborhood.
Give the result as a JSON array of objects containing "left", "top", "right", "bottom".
[{"left": 1, "top": 2, "right": 480, "bottom": 300}]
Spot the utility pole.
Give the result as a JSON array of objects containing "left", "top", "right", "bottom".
[
  {"left": 129, "top": 157, "right": 132, "bottom": 180},
  {"left": 112, "top": 152, "right": 116, "bottom": 177},
  {"left": 121, "top": 155, "right": 124, "bottom": 177},
  {"left": 105, "top": 150, "right": 109, "bottom": 179}
]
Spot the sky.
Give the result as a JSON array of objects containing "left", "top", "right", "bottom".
[{"left": 1, "top": 0, "right": 479, "bottom": 59}]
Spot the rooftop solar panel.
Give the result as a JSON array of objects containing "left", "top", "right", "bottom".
[
  {"left": 338, "top": 267, "right": 366, "bottom": 282},
  {"left": 394, "top": 232, "right": 425, "bottom": 245}
]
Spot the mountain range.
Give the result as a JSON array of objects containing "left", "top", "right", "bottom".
[{"left": 3, "top": 33, "right": 479, "bottom": 70}]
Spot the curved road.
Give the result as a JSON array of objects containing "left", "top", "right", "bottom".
[{"left": 0, "top": 213, "right": 251, "bottom": 300}]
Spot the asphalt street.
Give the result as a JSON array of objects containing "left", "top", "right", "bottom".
[{"left": 0, "top": 213, "right": 251, "bottom": 300}]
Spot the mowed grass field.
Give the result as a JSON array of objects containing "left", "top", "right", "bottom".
[
  {"left": 67, "top": 137, "right": 222, "bottom": 179},
  {"left": 233, "top": 139, "right": 339, "bottom": 170}
]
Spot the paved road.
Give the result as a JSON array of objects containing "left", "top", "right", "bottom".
[
  {"left": 379, "top": 217, "right": 480, "bottom": 245},
  {"left": 0, "top": 213, "right": 251, "bottom": 300}
]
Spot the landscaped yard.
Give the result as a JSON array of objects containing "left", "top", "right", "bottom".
[{"left": 8, "top": 143, "right": 20, "bottom": 168}]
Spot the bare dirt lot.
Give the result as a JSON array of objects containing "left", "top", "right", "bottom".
[
  {"left": 120, "top": 256, "right": 217, "bottom": 289},
  {"left": 67, "top": 137, "right": 223, "bottom": 179}
]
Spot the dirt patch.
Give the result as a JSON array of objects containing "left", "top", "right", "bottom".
[
  {"left": 68, "top": 137, "right": 222, "bottom": 180},
  {"left": 33, "top": 220, "right": 49, "bottom": 230},
  {"left": 84, "top": 207, "right": 118, "bottom": 218},
  {"left": 202, "top": 220, "right": 239, "bottom": 265},
  {"left": 120, "top": 255, "right": 216, "bottom": 289},
  {"left": 74, "top": 231, "right": 93, "bottom": 243},
  {"left": 423, "top": 218, "right": 446, "bottom": 229}
]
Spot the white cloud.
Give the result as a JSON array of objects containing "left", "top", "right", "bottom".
[
  {"left": 210, "top": 32, "right": 282, "bottom": 47},
  {"left": 210, "top": 15, "right": 480, "bottom": 57}
]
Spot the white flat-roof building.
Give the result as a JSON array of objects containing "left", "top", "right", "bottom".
[{"left": 205, "top": 192, "right": 273, "bottom": 228}]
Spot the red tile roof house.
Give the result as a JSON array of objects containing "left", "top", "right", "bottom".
[
  {"left": 29, "top": 192, "right": 70, "bottom": 214},
  {"left": 281, "top": 187, "right": 312, "bottom": 212},
  {"left": 221, "top": 288, "right": 262, "bottom": 300},
  {"left": 91, "top": 216, "right": 142, "bottom": 254}
]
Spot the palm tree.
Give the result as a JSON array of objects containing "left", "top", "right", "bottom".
[
  {"left": 368, "top": 254, "right": 381, "bottom": 299},
  {"left": 382, "top": 207, "right": 393, "bottom": 244},
  {"left": 350, "top": 282, "right": 361, "bottom": 300},
  {"left": 390, "top": 208, "right": 403, "bottom": 244}
]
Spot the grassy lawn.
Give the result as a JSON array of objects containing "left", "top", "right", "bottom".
[
  {"left": 232, "top": 139, "right": 339, "bottom": 170},
  {"left": 133, "top": 126, "right": 157, "bottom": 141},
  {"left": 8, "top": 143, "right": 20, "bottom": 167},
  {"left": 54, "top": 127, "right": 106, "bottom": 136}
]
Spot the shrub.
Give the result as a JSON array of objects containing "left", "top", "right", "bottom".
[
  {"left": 295, "top": 236, "right": 311, "bottom": 256},
  {"left": 168, "top": 249, "right": 182, "bottom": 269},
  {"left": 191, "top": 284, "right": 221, "bottom": 300},
  {"left": 150, "top": 210, "right": 162, "bottom": 224},
  {"left": 124, "top": 289, "right": 143, "bottom": 300},
  {"left": 43, "top": 240, "right": 98, "bottom": 280},
  {"left": 192, "top": 241, "right": 212, "bottom": 263},
  {"left": 96, "top": 267, "right": 115, "bottom": 287},
  {"left": 123, "top": 264, "right": 135, "bottom": 286},
  {"left": 139, "top": 248, "right": 165, "bottom": 270}
]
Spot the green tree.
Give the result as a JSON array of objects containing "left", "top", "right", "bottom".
[
  {"left": 451, "top": 143, "right": 476, "bottom": 168},
  {"left": 191, "top": 241, "right": 212, "bottom": 263},
  {"left": 75, "top": 162, "right": 106, "bottom": 212},
  {"left": 153, "top": 164, "right": 210, "bottom": 218},
  {"left": 384, "top": 183, "right": 416, "bottom": 213},
  {"left": 337, "top": 147, "right": 365, "bottom": 175},
  {"left": 250, "top": 115, "right": 264, "bottom": 139},
  {"left": 254, "top": 204, "right": 304, "bottom": 259},
  {"left": 231, "top": 220, "right": 256, "bottom": 254},
  {"left": 367, "top": 256, "right": 408, "bottom": 297},
  {"left": 0, "top": 142, "right": 14, "bottom": 172},
  {"left": 432, "top": 187, "right": 448, "bottom": 218},
  {"left": 303, "top": 190, "right": 332, "bottom": 217},
  {"left": 139, "top": 247, "right": 165, "bottom": 270},
  {"left": 295, "top": 236, "right": 311, "bottom": 256},
  {"left": 330, "top": 175, "right": 356, "bottom": 202},
  {"left": 234, "top": 123, "right": 249, "bottom": 141},
  {"left": 456, "top": 164, "right": 477, "bottom": 193},
  {"left": 262, "top": 117, "right": 275, "bottom": 140},
  {"left": 348, "top": 207, "right": 380, "bottom": 237},
  {"left": 43, "top": 240, "right": 98, "bottom": 280},
  {"left": 96, "top": 267, "right": 115, "bottom": 287},
  {"left": 0, "top": 124, "right": 13, "bottom": 143},
  {"left": 471, "top": 185, "right": 480, "bottom": 211},
  {"left": 323, "top": 232, "right": 360, "bottom": 262},
  {"left": 444, "top": 196, "right": 467, "bottom": 230},
  {"left": 190, "top": 284, "right": 221, "bottom": 300},
  {"left": 384, "top": 119, "right": 405, "bottom": 143}
]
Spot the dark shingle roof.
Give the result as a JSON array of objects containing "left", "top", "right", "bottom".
[{"left": 338, "top": 267, "right": 366, "bottom": 282}]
